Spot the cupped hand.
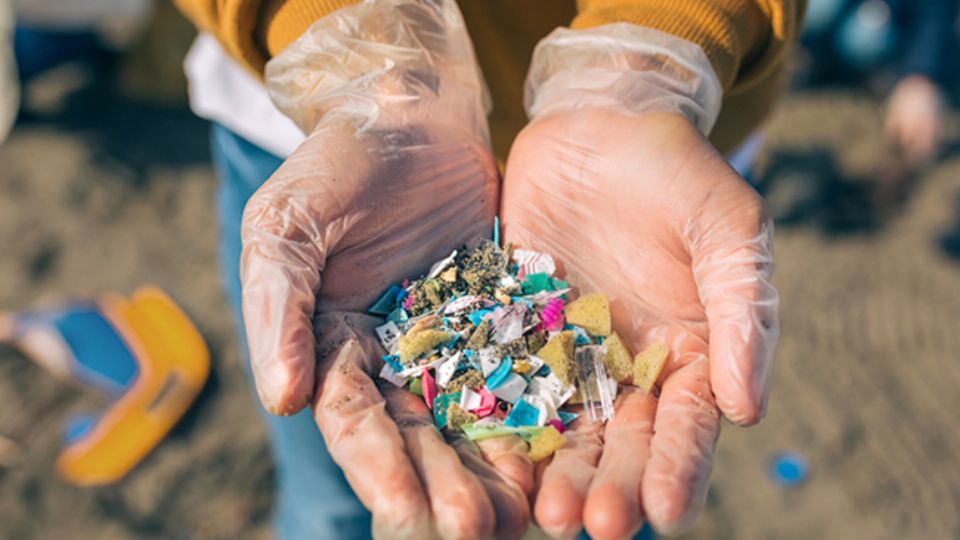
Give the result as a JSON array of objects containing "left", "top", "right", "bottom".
[
  {"left": 502, "top": 109, "right": 779, "bottom": 538},
  {"left": 240, "top": 119, "right": 532, "bottom": 539}
]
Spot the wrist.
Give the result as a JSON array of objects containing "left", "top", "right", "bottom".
[
  {"left": 525, "top": 24, "right": 722, "bottom": 135},
  {"left": 265, "top": 0, "right": 490, "bottom": 139}
]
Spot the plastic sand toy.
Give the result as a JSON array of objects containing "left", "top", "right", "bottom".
[
  {"left": 0, "top": 286, "right": 210, "bottom": 485},
  {"left": 372, "top": 238, "right": 668, "bottom": 462}
]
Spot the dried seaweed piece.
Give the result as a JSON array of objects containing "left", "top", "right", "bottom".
[
  {"left": 446, "top": 369, "right": 486, "bottom": 393},
  {"left": 446, "top": 402, "right": 479, "bottom": 431},
  {"left": 464, "top": 320, "right": 490, "bottom": 350}
]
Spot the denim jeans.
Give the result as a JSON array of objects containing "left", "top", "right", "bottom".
[{"left": 210, "top": 122, "right": 655, "bottom": 540}]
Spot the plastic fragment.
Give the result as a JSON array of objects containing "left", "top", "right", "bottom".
[
  {"left": 770, "top": 452, "right": 808, "bottom": 487},
  {"left": 564, "top": 293, "right": 612, "bottom": 336},
  {"left": 540, "top": 298, "right": 565, "bottom": 332},
  {"left": 435, "top": 353, "right": 461, "bottom": 388},
  {"left": 527, "top": 426, "right": 567, "bottom": 461},
  {"left": 375, "top": 321, "right": 402, "bottom": 352},
  {"left": 505, "top": 399, "right": 541, "bottom": 427},
  {"left": 485, "top": 356, "right": 513, "bottom": 389},
  {"left": 512, "top": 249, "right": 556, "bottom": 277},
  {"left": 461, "top": 423, "right": 543, "bottom": 442},
  {"left": 633, "top": 343, "right": 669, "bottom": 393},
  {"left": 379, "top": 363, "right": 408, "bottom": 387},
  {"left": 478, "top": 347, "right": 502, "bottom": 377},
  {"left": 432, "top": 392, "right": 461, "bottom": 430},
  {"left": 548, "top": 418, "right": 565, "bottom": 433},
  {"left": 575, "top": 345, "right": 615, "bottom": 423},
  {"left": 422, "top": 369, "right": 438, "bottom": 409},
  {"left": 490, "top": 373, "right": 527, "bottom": 403},
  {"left": 473, "top": 389, "right": 497, "bottom": 417},
  {"left": 521, "top": 272, "right": 555, "bottom": 295},
  {"left": 369, "top": 285, "right": 403, "bottom": 315}
]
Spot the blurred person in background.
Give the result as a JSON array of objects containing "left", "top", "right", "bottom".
[
  {"left": 800, "top": 0, "right": 957, "bottom": 169},
  {"left": 0, "top": 0, "right": 15, "bottom": 142},
  {"left": 176, "top": 0, "right": 800, "bottom": 538}
]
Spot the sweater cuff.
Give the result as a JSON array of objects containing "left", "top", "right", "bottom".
[
  {"left": 259, "top": 0, "right": 361, "bottom": 58},
  {"left": 571, "top": 2, "right": 768, "bottom": 92}
]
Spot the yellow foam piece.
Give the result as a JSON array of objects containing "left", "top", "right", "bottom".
[
  {"left": 528, "top": 426, "right": 567, "bottom": 462},
  {"left": 564, "top": 293, "right": 611, "bottom": 336},
  {"left": 535, "top": 331, "right": 576, "bottom": 386},
  {"left": 633, "top": 343, "right": 669, "bottom": 393},
  {"left": 57, "top": 286, "right": 209, "bottom": 486},
  {"left": 398, "top": 329, "right": 452, "bottom": 363},
  {"left": 603, "top": 332, "right": 634, "bottom": 383}
]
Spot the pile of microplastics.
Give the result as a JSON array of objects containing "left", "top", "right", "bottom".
[{"left": 370, "top": 238, "right": 668, "bottom": 462}]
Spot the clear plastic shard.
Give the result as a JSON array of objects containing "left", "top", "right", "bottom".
[{"left": 575, "top": 345, "right": 615, "bottom": 423}]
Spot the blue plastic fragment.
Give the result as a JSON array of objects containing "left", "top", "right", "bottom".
[
  {"left": 369, "top": 285, "right": 402, "bottom": 315},
  {"left": 432, "top": 392, "right": 462, "bottom": 430},
  {"left": 493, "top": 216, "right": 501, "bottom": 247},
  {"left": 770, "top": 452, "right": 808, "bottom": 487},
  {"left": 485, "top": 356, "right": 513, "bottom": 389},
  {"left": 395, "top": 288, "right": 409, "bottom": 309},
  {"left": 504, "top": 399, "right": 540, "bottom": 427}
]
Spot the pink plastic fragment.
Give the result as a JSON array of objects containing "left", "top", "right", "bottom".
[
  {"left": 473, "top": 389, "right": 497, "bottom": 417},
  {"left": 403, "top": 295, "right": 414, "bottom": 310},
  {"left": 548, "top": 418, "right": 565, "bottom": 433},
  {"left": 540, "top": 298, "right": 565, "bottom": 332},
  {"left": 422, "top": 369, "right": 438, "bottom": 409}
]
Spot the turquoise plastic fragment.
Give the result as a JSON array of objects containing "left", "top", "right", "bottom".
[
  {"left": 382, "top": 355, "right": 403, "bottom": 372},
  {"left": 485, "top": 356, "right": 513, "bottom": 389},
  {"left": 493, "top": 216, "right": 501, "bottom": 247},
  {"left": 567, "top": 325, "right": 592, "bottom": 345},
  {"left": 521, "top": 273, "right": 553, "bottom": 295},
  {"left": 461, "top": 423, "right": 544, "bottom": 441},
  {"left": 432, "top": 392, "right": 462, "bottom": 430},
  {"left": 550, "top": 278, "right": 569, "bottom": 291},
  {"left": 558, "top": 410, "right": 579, "bottom": 426},
  {"left": 387, "top": 308, "right": 409, "bottom": 324},
  {"left": 468, "top": 309, "right": 493, "bottom": 326},
  {"left": 369, "top": 285, "right": 402, "bottom": 315},
  {"left": 504, "top": 400, "right": 540, "bottom": 427}
]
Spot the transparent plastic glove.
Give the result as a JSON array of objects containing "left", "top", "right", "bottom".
[
  {"left": 885, "top": 75, "right": 945, "bottom": 167},
  {"left": 503, "top": 25, "right": 779, "bottom": 538},
  {"left": 244, "top": 1, "right": 531, "bottom": 537}
]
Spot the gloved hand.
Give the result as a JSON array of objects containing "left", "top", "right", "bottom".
[
  {"left": 501, "top": 25, "right": 780, "bottom": 538},
  {"left": 244, "top": 1, "right": 531, "bottom": 537},
  {"left": 885, "top": 74, "right": 945, "bottom": 167}
]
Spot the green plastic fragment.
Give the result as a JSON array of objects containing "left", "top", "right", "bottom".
[
  {"left": 521, "top": 272, "right": 554, "bottom": 295},
  {"left": 408, "top": 377, "right": 423, "bottom": 396},
  {"left": 461, "top": 423, "right": 545, "bottom": 442}
]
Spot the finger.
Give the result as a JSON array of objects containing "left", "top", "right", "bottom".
[
  {"left": 642, "top": 356, "right": 720, "bottom": 535},
  {"left": 689, "top": 187, "right": 779, "bottom": 425},
  {"left": 533, "top": 417, "right": 603, "bottom": 539},
  {"left": 241, "top": 179, "right": 330, "bottom": 415},
  {"left": 452, "top": 435, "right": 533, "bottom": 539},
  {"left": 582, "top": 389, "right": 657, "bottom": 540},
  {"left": 382, "top": 386, "right": 497, "bottom": 540},
  {"left": 476, "top": 435, "right": 536, "bottom": 497},
  {"left": 311, "top": 315, "right": 433, "bottom": 539}
]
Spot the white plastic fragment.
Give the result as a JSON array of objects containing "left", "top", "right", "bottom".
[
  {"left": 379, "top": 363, "right": 408, "bottom": 387},
  {"left": 436, "top": 352, "right": 461, "bottom": 388},
  {"left": 459, "top": 387, "right": 483, "bottom": 411},
  {"left": 513, "top": 249, "right": 556, "bottom": 277},
  {"left": 375, "top": 321, "right": 402, "bottom": 353},
  {"left": 490, "top": 373, "right": 527, "bottom": 403},
  {"left": 426, "top": 249, "right": 458, "bottom": 279},
  {"left": 443, "top": 294, "right": 480, "bottom": 315},
  {"left": 490, "top": 304, "right": 527, "bottom": 344},
  {"left": 479, "top": 347, "right": 502, "bottom": 377}
]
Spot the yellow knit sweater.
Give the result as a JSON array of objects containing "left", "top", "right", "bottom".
[{"left": 174, "top": 0, "right": 805, "bottom": 155}]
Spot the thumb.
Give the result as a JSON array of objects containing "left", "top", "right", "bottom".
[
  {"left": 240, "top": 178, "right": 331, "bottom": 415},
  {"left": 687, "top": 177, "right": 780, "bottom": 426}
]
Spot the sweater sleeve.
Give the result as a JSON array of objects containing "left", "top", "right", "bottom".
[
  {"left": 572, "top": 0, "right": 806, "bottom": 94},
  {"left": 171, "top": 0, "right": 361, "bottom": 76}
]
